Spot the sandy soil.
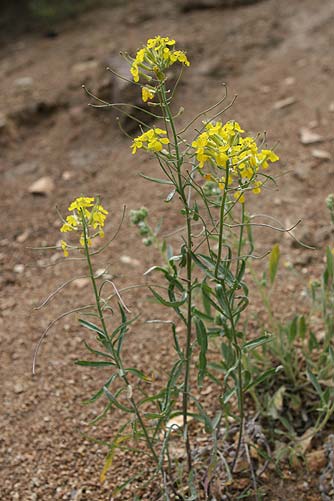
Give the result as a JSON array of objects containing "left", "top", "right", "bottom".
[{"left": 1, "top": 0, "right": 334, "bottom": 499}]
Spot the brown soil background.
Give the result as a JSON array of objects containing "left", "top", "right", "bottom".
[{"left": 1, "top": 0, "right": 334, "bottom": 499}]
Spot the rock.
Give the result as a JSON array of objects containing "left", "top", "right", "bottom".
[
  {"left": 311, "top": 149, "right": 331, "bottom": 161},
  {"left": 300, "top": 127, "right": 324, "bottom": 145},
  {"left": 273, "top": 96, "right": 296, "bottom": 110},
  {"left": 120, "top": 255, "right": 140, "bottom": 266},
  {"left": 283, "top": 76, "right": 295, "bottom": 86},
  {"left": 16, "top": 229, "right": 31, "bottom": 243},
  {"left": 62, "top": 170, "right": 75, "bottom": 181},
  {"left": 73, "top": 278, "right": 90, "bottom": 289},
  {"left": 14, "top": 76, "right": 34, "bottom": 89},
  {"left": 13, "top": 264, "right": 25, "bottom": 274},
  {"left": 28, "top": 176, "right": 55, "bottom": 195},
  {"left": 14, "top": 383, "right": 25, "bottom": 394}
]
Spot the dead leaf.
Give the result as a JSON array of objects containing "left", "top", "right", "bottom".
[
  {"left": 306, "top": 448, "right": 326, "bottom": 472},
  {"left": 295, "top": 427, "right": 315, "bottom": 455}
]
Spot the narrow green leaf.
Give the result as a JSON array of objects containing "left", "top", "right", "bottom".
[
  {"left": 244, "top": 367, "right": 280, "bottom": 391},
  {"left": 103, "top": 387, "right": 134, "bottom": 413},
  {"left": 308, "top": 330, "right": 319, "bottom": 351},
  {"left": 139, "top": 173, "right": 173, "bottom": 185},
  {"left": 221, "top": 386, "right": 236, "bottom": 404},
  {"left": 75, "top": 360, "right": 115, "bottom": 367},
  {"left": 307, "top": 367, "right": 324, "bottom": 401},
  {"left": 149, "top": 287, "right": 187, "bottom": 308},
  {"left": 192, "top": 396, "right": 213, "bottom": 433},
  {"left": 297, "top": 315, "right": 307, "bottom": 340},
  {"left": 242, "top": 334, "right": 272, "bottom": 352},
  {"left": 79, "top": 319, "right": 105, "bottom": 337},
  {"left": 211, "top": 411, "right": 222, "bottom": 430},
  {"left": 288, "top": 316, "right": 298, "bottom": 343},
  {"left": 82, "top": 341, "right": 114, "bottom": 361},
  {"left": 195, "top": 316, "right": 208, "bottom": 387},
  {"left": 269, "top": 243, "right": 280, "bottom": 285},
  {"left": 83, "top": 374, "right": 117, "bottom": 404},
  {"left": 326, "top": 245, "right": 333, "bottom": 280},
  {"left": 125, "top": 367, "right": 152, "bottom": 382}
]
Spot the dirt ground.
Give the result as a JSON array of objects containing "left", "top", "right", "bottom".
[{"left": 1, "top": 0, "right": 334, "bottom": 499}]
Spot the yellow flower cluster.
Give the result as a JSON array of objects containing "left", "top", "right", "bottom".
[
  {"left": 192, "top": 121, "right": 279, "bottom": 203},
  {"left": 131, "top": 128, "right": 170, "bottom": 154},
  {"left": 130, "top": 36, "right": 190, "bottom": 102},
  {"left": 60, "top": 197, "right": 108, "bottom": 256}
]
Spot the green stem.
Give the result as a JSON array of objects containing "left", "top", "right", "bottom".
[
  {"left": 160, "top": 85, "right": 193, "bottom": 472},
  {"left": 81, "top": 213, "right": 160, "bottom": 466},
  {"left": 222, "top": 282, "right": 244, "bottom": 472},
  {"left": 216, "top": 200, "right": 246, "bottom": 472},
  {"left": 214, "top": 163, "right": 230, "bottom": 278},
  {"left": 236, "top": 203, "right": 245, "bottom": 277}
]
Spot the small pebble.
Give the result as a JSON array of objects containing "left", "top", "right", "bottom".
[{"left": 13, "top": 264, "right": 25, "bottom": 273}]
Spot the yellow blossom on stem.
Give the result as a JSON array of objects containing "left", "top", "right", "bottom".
[
  {"left": 252, "top": 180, "right": 263, "bottom": 194},
  {"left": 68, "top": 197, "right": 95, "bottom": 211},
  {"left": 61, "top": 240, "right": 69, "bottom": 257},
  {"left": 131, "top": 128, "right": 170, "bottom": 154},
  {"left": 130, "top": 36, "right": 190, "bottom": 86},
  {"left": 234, "top": 191, "right": 245, "bottom": 204},
  {"left": 142, "top": 87, "right": 155, "bottom": 102},
  {"left": 192, "top": 120, "right": 279, "bottom": 203},
  {"left": 59, "top": 197, "right": 109, "bottom": 257}
]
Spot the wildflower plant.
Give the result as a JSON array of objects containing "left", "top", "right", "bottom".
[{"left": 36, "top": 36, "right": 287, "bottom": 498}]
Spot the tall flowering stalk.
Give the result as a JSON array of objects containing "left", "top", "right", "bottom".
[
  {"left": 128, "top": 35, "right": 279, "bottom": 478},
  {"left": 37, "top": 36, "right": 281, "bottom": 498}
]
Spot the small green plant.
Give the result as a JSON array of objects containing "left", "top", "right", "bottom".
[
  {"left": 35, "top": 36, "right": 287, "bottom": 498},
  {"left": 246, "top": 195, "right": 334, "bottom": 460}
]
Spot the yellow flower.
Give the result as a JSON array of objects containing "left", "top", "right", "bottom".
[
  {"left": 80, "top": 234, "right": 92, "bottom": 247},
  {"left": 61, "top": 240, "right": 69, "bottom": 257},
  {"left": 60, "top": 214, "right": 79, "bottom": 232},
  {"left": 130, "top": 36, "right": 190, "bottom": 85},
  {"left": 131, "top": 128, "right": 170, "bottom": 154},
  {"left": 192, "top": 120, "right": 279, "bottom": 203},
  {"left": 68, "top": 197, "right": 95, "bottom": 211},
  {"left": 252, "top": 180, "right": 263, "bottom": 194},
  {"left": 92, "top": 205, "right": 109, "bottom": 229},
  {"left": 59, "top": 197, "right": 108, "bottom": 256},
  {"left": 142, "top": 87, "right": 155, "bottom": 102},
  {"left": 234, "top": 191, "right": 245, "bottom": 204},
  {"left": 257, "top": 149, "right": 279, "bottom": 169}
]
